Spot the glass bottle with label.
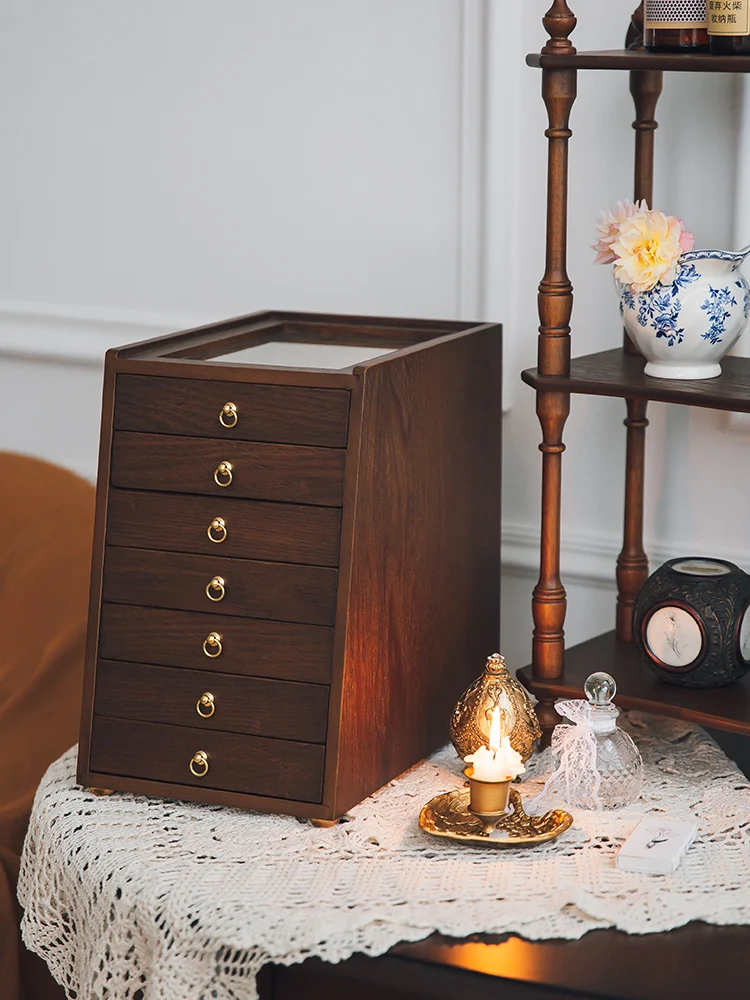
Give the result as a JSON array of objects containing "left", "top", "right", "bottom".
[
  {"left": 644, "top": 0, "right": 709, "bottom": 51},
  {"left": 709, "top": 1, "right": 750, "bottom": 53}
]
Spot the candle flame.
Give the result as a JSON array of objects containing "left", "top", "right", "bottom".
[{"left": 489, "top": 706, "right": 501, "bottom": 753}]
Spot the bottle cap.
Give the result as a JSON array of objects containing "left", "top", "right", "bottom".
[
  {"left": 585, "top": 672, "right": 618, "bottom": 732},
  {"left": 584, "top": 671, "right": 616, "bottom": 706}
]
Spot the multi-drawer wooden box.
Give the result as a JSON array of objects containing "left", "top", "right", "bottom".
[{"left": 78, "top": 311, "right": 502, "bottom": 820}]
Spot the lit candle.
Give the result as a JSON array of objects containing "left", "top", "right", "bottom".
[
  {"left": 465, "top": 706, "right": 526, "bottom": 782},
  {"left": 492, "top": 735, "right": 525, "bottom": 780},
  {"left": 489, "top": 701, "right": 502, "bottom": 749}
]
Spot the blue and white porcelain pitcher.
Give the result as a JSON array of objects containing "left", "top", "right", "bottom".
[{"left": 618, "top": 248, "right": 750, "bottom": 379}]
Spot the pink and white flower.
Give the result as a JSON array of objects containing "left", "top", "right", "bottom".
[
  {"left": 611, "top": 209, "right": 692, "bottom": 293},
  {"left": 591, "top": 199, "right": 648, "bottom": 265},
  {"left": 593, "top": 200, "right": 696, "bottom": 292}
]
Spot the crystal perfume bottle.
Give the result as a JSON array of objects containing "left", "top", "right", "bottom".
[
  {"left": 582, "top": 672, "right": 643, "bottom": 810},
  {"left": 529, "top": 672, "right": 643, "bottom": 812}
]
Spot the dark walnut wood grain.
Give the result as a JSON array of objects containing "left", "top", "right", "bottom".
[
  {"left": 102, "top": 546, "right": 338, "bottom": 627},
  {"left": 98, "top": 604, "right": 334, "bottom": 683},
  {"left": 114, "top": 373, "right": 350, "bottom": 448},
  {"left": 523, "top": 348, "right": 750, "bottom": 412},
  {"left": 613, "top": 68, "right": 660, "bottom": 639},
  {"left": 530, "top": 23, "right": 577, "bottom": 730},
  {"left": 90, "top": 715, "right": 325, "bottom": 802},
  {"left": 519, "top": 630, "right": 750, "bottom": 736},
  {"left": 528, "top": 49, "right": 750, "bottom": 73},
  {"left": 79, "top": 312, "right": 502, "bottom": 819},
  {"left": 110, "top": 432, "right": 346, "bottom": 507},
  {"left": 332, "top": 324, "right": 502, "bottom": 816},
  {"left": 106, "top": 488, "right": 341, "bottom": 567},
  {"left": 94, "top": 659, "right": 329, "bottom": 743}
]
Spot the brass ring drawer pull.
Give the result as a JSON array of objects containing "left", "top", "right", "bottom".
[
  {"left": 202, "top": 631, "right": 223, "bottom": 657},
  {"left": 189, "top": 750, "right": 209, "bottom": 777},
  {"left": 214, "top": 461, "right": 233, "bottom": 488},
  {"left": 207, "top": 516, "right": 227, "bottom": 544},
  {"left": 206, "top": 575, "right": 225, "bottom": 602},
  {"left": 219, "top": 401, "right": 238, "bottom": 428},
  {"left": 196, "top": 692, "right": 216, "bottom": 718}
]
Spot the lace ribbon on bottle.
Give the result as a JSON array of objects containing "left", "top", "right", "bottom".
[{"left": 526, "top": 700, "right": 602, "bottom": 814}]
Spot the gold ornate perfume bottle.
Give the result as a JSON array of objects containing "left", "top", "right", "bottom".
[{"left": 450, "top": 653, "right": 541, "bottom": 763}]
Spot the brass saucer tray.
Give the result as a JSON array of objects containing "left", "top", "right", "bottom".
[{"left": 419, "top": 786, "right": 573, "bottom": 848}]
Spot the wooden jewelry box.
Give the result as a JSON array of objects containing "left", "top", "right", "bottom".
[{"left": 77, "top": 311, "right": 502, "bottom": 821}]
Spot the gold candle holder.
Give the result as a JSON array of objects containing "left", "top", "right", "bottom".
[{"left": 464, "top": 766, "right": 512, "bottom": 835}]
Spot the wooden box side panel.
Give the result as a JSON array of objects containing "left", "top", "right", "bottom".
[
  {"left": 77, "top": 353, "right": 119, "bottom": 782},
  {"left": 333, "top": 326, "right": 503, "bottom": 815}
]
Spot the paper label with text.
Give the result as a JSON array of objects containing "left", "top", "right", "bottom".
[{"left": 708, "top": 0, "right": 750, "bottom": 35}]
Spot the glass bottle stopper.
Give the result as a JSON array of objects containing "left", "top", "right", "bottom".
[
  {"left": 584, "top": 671, "right": 616, "bottom": 705},
  {"left": 584, "top": 672, "right": 618, "bottom": 733}
]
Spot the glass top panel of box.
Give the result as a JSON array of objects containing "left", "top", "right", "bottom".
[
  {"left": 121, "top": 312, "right": 473, "bottom": 368},
  {"left": 212, "top": 342, "right": 396, "bottom": 369}
]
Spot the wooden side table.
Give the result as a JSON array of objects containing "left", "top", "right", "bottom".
[
  {"left": 262, "top": 924, "right": 750, "bottom": 999},
  {"left": 264, "top": 730, "right": 750, "bottom": 1000}
]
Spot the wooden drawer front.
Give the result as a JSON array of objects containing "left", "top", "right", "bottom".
[
  {"left": 106, "top": 489, "right": 341, "bottom": 567},
  {"left": 94, "top": 660, "right": 329, "bottom": 743},
  {"left": 114, "top": 373, "right": 350, "bottom": 448},
  {"left": 90, "top": 716, "right": 325, "bottom": 802},
  {"left": 99, "top": 605, "right": 334, "bottom": 684},
  {"left": 102, "top": 547, "right": 338, "bottom": 627},
  {"left": 110, "top": 432, "right": 346, "bottom": 507}
]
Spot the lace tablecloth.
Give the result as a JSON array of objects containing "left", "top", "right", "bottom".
[{"left": 18, "top": 714, "right": 750, "bottom": 1000}]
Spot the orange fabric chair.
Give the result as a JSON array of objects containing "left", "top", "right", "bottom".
[{"left": 1, "top": 452, "right": 95, "bottom": 1000}]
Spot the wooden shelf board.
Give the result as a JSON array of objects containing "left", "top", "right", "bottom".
[
  {"left": 518, "top": 630, "right": 750, "bottom": 736},
  {"left": 522, "top": 348, "right": 750, "bottom": 412},
  {"left": 528, "top": 49, "right": 750, "bottom": 74}
]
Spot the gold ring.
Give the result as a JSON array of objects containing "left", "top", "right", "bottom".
[
  {"left": 214, "top": 461, "right": 233, "bottom": 487},
  {"left": 207, "top": 516, "right": 227, "bottom": 544},
  {"left": 189, "top": 750, "right": 209, "bottom": 777},
  {"left": 205, "top": 575, "right": 225, "bottom": 602},
  {"left": 219, "top": 402, "right": 238, "bottom": 428},
  {"left": 202, "top": 631, "right": 222, "bottom": 657},
  {"left": 196, "top": 692, "right": 215, "bottom": 718}
]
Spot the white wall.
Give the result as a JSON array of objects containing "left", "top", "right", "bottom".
[
  {"left": 0, "top": 0, "right": 744, "bottom": 675},
  {"left": 0, "top": 0, "right": 481, "bottom": 465}
]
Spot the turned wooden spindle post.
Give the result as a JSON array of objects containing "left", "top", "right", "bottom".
[
  {"left": 625, "top": 67, "right": 663, "bottom": 354},
  {"left": 532, "top": 1, "right": 577, "bottom": 738},
  {"left": 616, "top": 398, "right": 649, "bottom": 640},
  {"left": 532, "top": 392, "right": 571, "bottom": 737},
  {"left": 614, "top": 67, "right": 662, "bottom": 641}
]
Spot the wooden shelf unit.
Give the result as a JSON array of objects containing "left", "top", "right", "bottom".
[
  {"left": 527, "top": 49, "right": 750, "bottom": 73},
  {"left": 522, "top": 348, "right": 750, "bottom": 412},
  {"left": 518, "top": 635, "right": 750, "bottom": 737},
  {"left": 518, "top": 3, "right": 750, "bottom": 738}
]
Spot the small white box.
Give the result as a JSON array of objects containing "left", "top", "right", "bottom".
[{"left": 616, "top": 818, "right": 697, "bottom": 875}]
